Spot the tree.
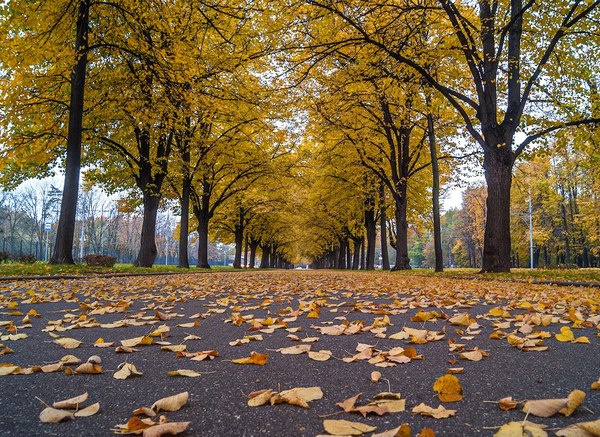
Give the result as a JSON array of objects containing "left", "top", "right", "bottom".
[{"left": 304, "top": 0, "right": 600, "bottom": 271}]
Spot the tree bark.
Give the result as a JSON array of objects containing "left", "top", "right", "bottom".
[
  {"left": 249, "top": 238, "right": 259, "bottom": 268},
  {"left": 392, "top": 199, "right": 411, "bottom": 270},
  {"left": 427, "top": 112, "right": 444, "bottom": 272},
  {"left": 379, "top": 184, "right": 390, "bottom": 270},
  {"left": 134, "top": 194, "right": 160, "bottom": 267},
  {"left": 364, "top": 208, "right": 376, "bottom": 270},
  {"left": 177, "top": 173, "right": 191, "bottom": 269},
  {"left": 481, "top": 149, "right": 513, "bottom": 272},
  {"left": 196, "top": 213, "right": 210, "bottom": 268},
  {"left": 259, "top": 244, "right": 270, "bottom": 268},
  {"left": 233, "top": 208, "right": 244, "bottom": 269},
  {"left": 51, "top": 0, "right": 90, "bottom": 265}
]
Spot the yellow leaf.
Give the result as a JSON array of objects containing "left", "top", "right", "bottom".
[
  {"left": 167, "top": 369, "right": 202, "bottom": 378},
  {"left": 411, "top": 403, "right": 456, "bottom": 419},
  {"left": 114, "top": 362, "right": 142, "bottom": 380},
  {"left": 559, "top": 390, "right": 586, "bottom": 416},
  {"left": 433, "top": 375, "right": 463, "bottom": 402},
  {"left": 231, "top": 351, "right": 268, "bottom": 365},
  {"left": 555, "top": 327, "right": 575, "bottom": 342},
  {"left": 308, "top": 350, "right": 332, "bottom": 361},
  {"left": 74, "top": 403, "right": 100, "bottom": 417},
  {"left": 39, "top": 407, "right": 75, "bottom": 423},
  {"left": 52, "top": 392, "right": 88, "bottom": 409},
  {"left": 494, "top": 421, "right": 548, "bottom": 437},
  {"left": 523, "top": 398, "right": 569, "bottom": 417}
]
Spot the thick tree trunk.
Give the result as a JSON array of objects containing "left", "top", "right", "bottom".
[
  {"left": 351, "top": 238, "right": 361, "bottom": 270},
  {"left": 259, "top": 244, "right": 270, "bottom": 268},
  {"left": 392, "top": 200, "right": 411, "bottom": 270},
  {"left": 196, "top": 214, "right": 210, "bottom": 268},
  {"left": 233, "top": 224, "right": 243, "bottom": 268},
  {"left": 177, "top": 175, "right": 190, "bottom": 268},
  {"left": 338, "top": 238, "right": 347, "bottom": 269},
  {"left": 481, "top": 150, "right": 513, "bottom": 272},
  {"left": 364, "top": 209, "right": 376, "bottom": 270},
  {"left": 134, "top": 194, "right": 160, "bottom": 267},
  {"left": 51, "top": 0, "right": 90, "bottom": 265},
  {"left": 379, "top": 185, "right": 390, "bottom": 270},
  {"left": 249, "top": 240, "right": 259, "bottom": 268},
  {"left": 427, "top": 113, "right": 444, "bottom": 272},
  {"left": 360, "top": 235, "right": 365, "bottom": 270}
]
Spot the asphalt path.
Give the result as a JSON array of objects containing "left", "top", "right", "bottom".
[{"left": 0, "top": 270, "right": 598, "bottom": 437}]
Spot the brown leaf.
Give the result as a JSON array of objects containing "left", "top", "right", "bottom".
[
  {"left": 114, "top": 362, "right": 143, "bottom": 380},
  {"left": 336, "top": 393, "right": 362, "bottom": 412},
  {"left": 152, "top": 391, "right": 189, "bottom": 412},
  {"left": 53, "top": 337, "right": 83, "bottom": 349},
  {"left": 498, "top": 396, "right": 518, "bottom": 411},
  {"left": 373, "top": 424, "right": 412, "bottom": 437},
  {"left": 53, "top": 392, "right": 88, "bottom": 409},
  {"left": 132, "top": 407, "right": 156, "bottom": 417},
  {"left": 371, "top": 371, "right": 382, "bottom": 383},
  {"left": 308, "top": 350, "right": 332, "bottom": 361},
  {"left": 323, "top": 419, "right": 377, "bottom": 435},
  {"left": 121, "top": 336, "right": 153, "bottom": 348},
  {"left": 248, "top": 389, "right": 275, "bottom": 407},
  {"left": 493, "top": 421, "right": 548, "bottom": 437},
  {"left": 412, "top": 403, "right": 456, "bottom": 419},
  {"left": 277, "top": 344, "right": 311, "bottom": 355},
  {"left": 142, "top": 421, "right": 191, "bottom": 437},
  {"left": 167, "top": 369, "right": 202, "bottom": 378},
  {"left": 523, "top": 398, "right": 569, "bottom": 417}
]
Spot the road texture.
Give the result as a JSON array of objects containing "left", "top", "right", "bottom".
[{"left": 0, "top": 270, "right": 598, "bottom": 436}]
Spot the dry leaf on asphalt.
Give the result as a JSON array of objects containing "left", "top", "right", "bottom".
[
  {"left": 53, "top": 392, "right": 88, "bottom": 409},
  {"left": 277, "top": 344, "right": 311, "bottom": 355},
  {"left": 433, "top": 374, "right": 463, "bottom": 402},
  {"left": 412, "top": 403, "right": 456, "bottom": 419},
  {"left": 556, "top": 419, "right": 600, "bottom": 437},
  {"left": 498, "top": 397, "right": 518, "bottom": 411},
  {"left": 523, "top": 398, "right": 569, "bottom": 417},
  {"left": 114, "top": 362, "right": 143, "bottom": 380},
  {"left": 151, "top": 392, "right": 189, "bottom": 412},
  {"left": 308, "top": 350, "right": 332, "bottom": 361},
  {"left": 373, "top": 424, "right": 412, "bottom": 437},
  {"left": 231, "top": 351, "right": 268, "bottom": 365},
  {"left": 74, "top": 402, "right": 100, "bottom": 417},
  {"left": 73, "top": 362, "right": 103, "bottom": 374},
  {"left": 493, "top": 421, "right": 548, "bottom": 437},
  {"left": 559, "top": 389, "right": 586, "bottom": 416},
  {"left": 142, "top": 421, "right": 191, "bottom": 437},
  {"left": 39, "top": 407, "right": 75, "bottom": 423},
  {"left": 53, "top": 337, "right": 82, "bottom": 349},
  {"left": 322, "top": 419, "right": 377, "bottom": 436},
  {"left": 248, "top": 389, "right": 275, "bottom": 407},
  {"left": 167, "top": 369, "right": 202, "bottom": 377},
  {"left": 371, "top": 371, "right": 381, "bottom": 383}
]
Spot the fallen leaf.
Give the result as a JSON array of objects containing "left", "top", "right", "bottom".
[
  {"left": 114, "top": 362, "right": 143, "bottom": 380},
  {"left": 459, "top": 350, "right": 484, "bottom": 361},
  {"left": 160, "top": 345, "right": 187, "bottom": 352},
  {"left": 411, "top": 403, "right": 456, "bottom": 419},
  {"left": 53, "top": 392, "right": 88, "bottom": 409},
  {"left": 523, "top": 398, "right": 569, "bottom": 417},
  {"left": 433, "top": 374, "right": 463, "bottom": 402},
  {"left": 592, "top": 378, "right": 600, "bottom": 390},
  {"left": 371, "top": 371, "right": 382, "bottom": 383},
  {"left": 323, "top": 419, "right": 377, "bottom": 435},
  {"left": 142, "top": 421, "right": 190, "bottom": 437},
  {"left": 556, "top": 419, "right": 600, "bottom": 437},
  {"left": 308, "top": 350, "right": 332, "bottom": 361},
  {"left": 152, "top": 391, "right": 189, "bottom": 412},
  {"left": 277, "top": 344, "right": 311, "bottom": 355},
  {"left": 248, "top": 389, "right": 275, "bottom": 407},
  {"left": 74, "top": 402, "right": 100, "bottom": 417},
  {"left": 39, "top": 407, "right": 75, "bottom": 423},
  {"left": 231, "top": 351, "right": 268, "bottom": 365},
  {"left": 167, "top": 369, "right": 202, "bottom": 377},
  {"left": 74, "top": 362, "right": 103, "bottom": 374},
  {"left": 555, "top": 327, "right": 575, "bottom": 342},
  {"left": 373, "top": 424, "right": 412, "bottom": 437},
  {"left": 498, "top": 396, "right": 518, "bottom": 411},
  {"left": 132, "top": 407, "right": 156, "bottom": 417},
  {"left": 493, "top": 421, "right": 548, "bottom": 437},
  {"left": 53, "top": 337, "right": 83, "bottom": 349},
  {"left": 559, "top": 389, "right": 586, "bottom": 416},
  {"left": 121, "top": 336, "right": 153, "bottom": 347}
]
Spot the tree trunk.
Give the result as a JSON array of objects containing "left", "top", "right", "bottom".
[
  {"left": 351, "top": 238, "right": 361, "bottom": 270},
  {"left": 177, "top": 175, "right": 190, "bottom": 268},
  {"left": 259, "top": 244, "right": 270, "bottom": 268},
  {"left": 338, "top": 238, "right": 347, "bottom": 269},
  {"left": 233, "top": 220, "right": 244, "bottom": 269},
  {"left": 427, "top": 112, "right": 443, "bottom": 272},
  {"left": 360, "top": 235, "right": 365, "bottom": 270},
  {"left": 51, "top": 0, "right": 90, "bottom": 265},
  {"left": 134, "top": 194, "right": 160, "bottom": 267},
  {"left": 196, "top": 213, "right": 210, "bottom": 268},
  {"left": 249, "top": 239, "right": 259, "bottom": 268},
  {"left": 481, "top": 150, "right": 513, "bottom": 272},
  {"left": 379, "top": 185, "right": 390, "bottom": 270},
  {"left": 392, "top": 199, "right": 411, "bottom": 270},
  {"left": 244, "top": 236, "right": 249, "bottom": 268},
  {"left": 364, "top": 209, "right": 376, "bottom": 270}
]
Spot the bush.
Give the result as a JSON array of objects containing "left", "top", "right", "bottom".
[
  {"left": 0, "top": 252, "right": 9, "bottom": 263},
  {"left": 83, "top": 254, "right": 116, "bottom": 267},
  {"left": 13, "top": 254, "right": 36, "bottom": 264}
]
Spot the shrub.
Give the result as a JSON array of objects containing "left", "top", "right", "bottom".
[
  {"left": 83, "top": 254, "right": 116, "bottom": 267},
  {"left": 0, "top": 251, "right": 9, "bottom": 263},
  {"left": 13, "top": 254, "right": 36, "bottom": 264}
]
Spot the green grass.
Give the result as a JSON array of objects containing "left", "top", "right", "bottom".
[
  {"left": 392, "top": 267, "right": 600, "bottom": 284},
  {"left": 0, "top": 262, "right": 238, "bottom": 277},
  {"left": 0, "top": 262, "right": 598, "bottom": 284}
]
